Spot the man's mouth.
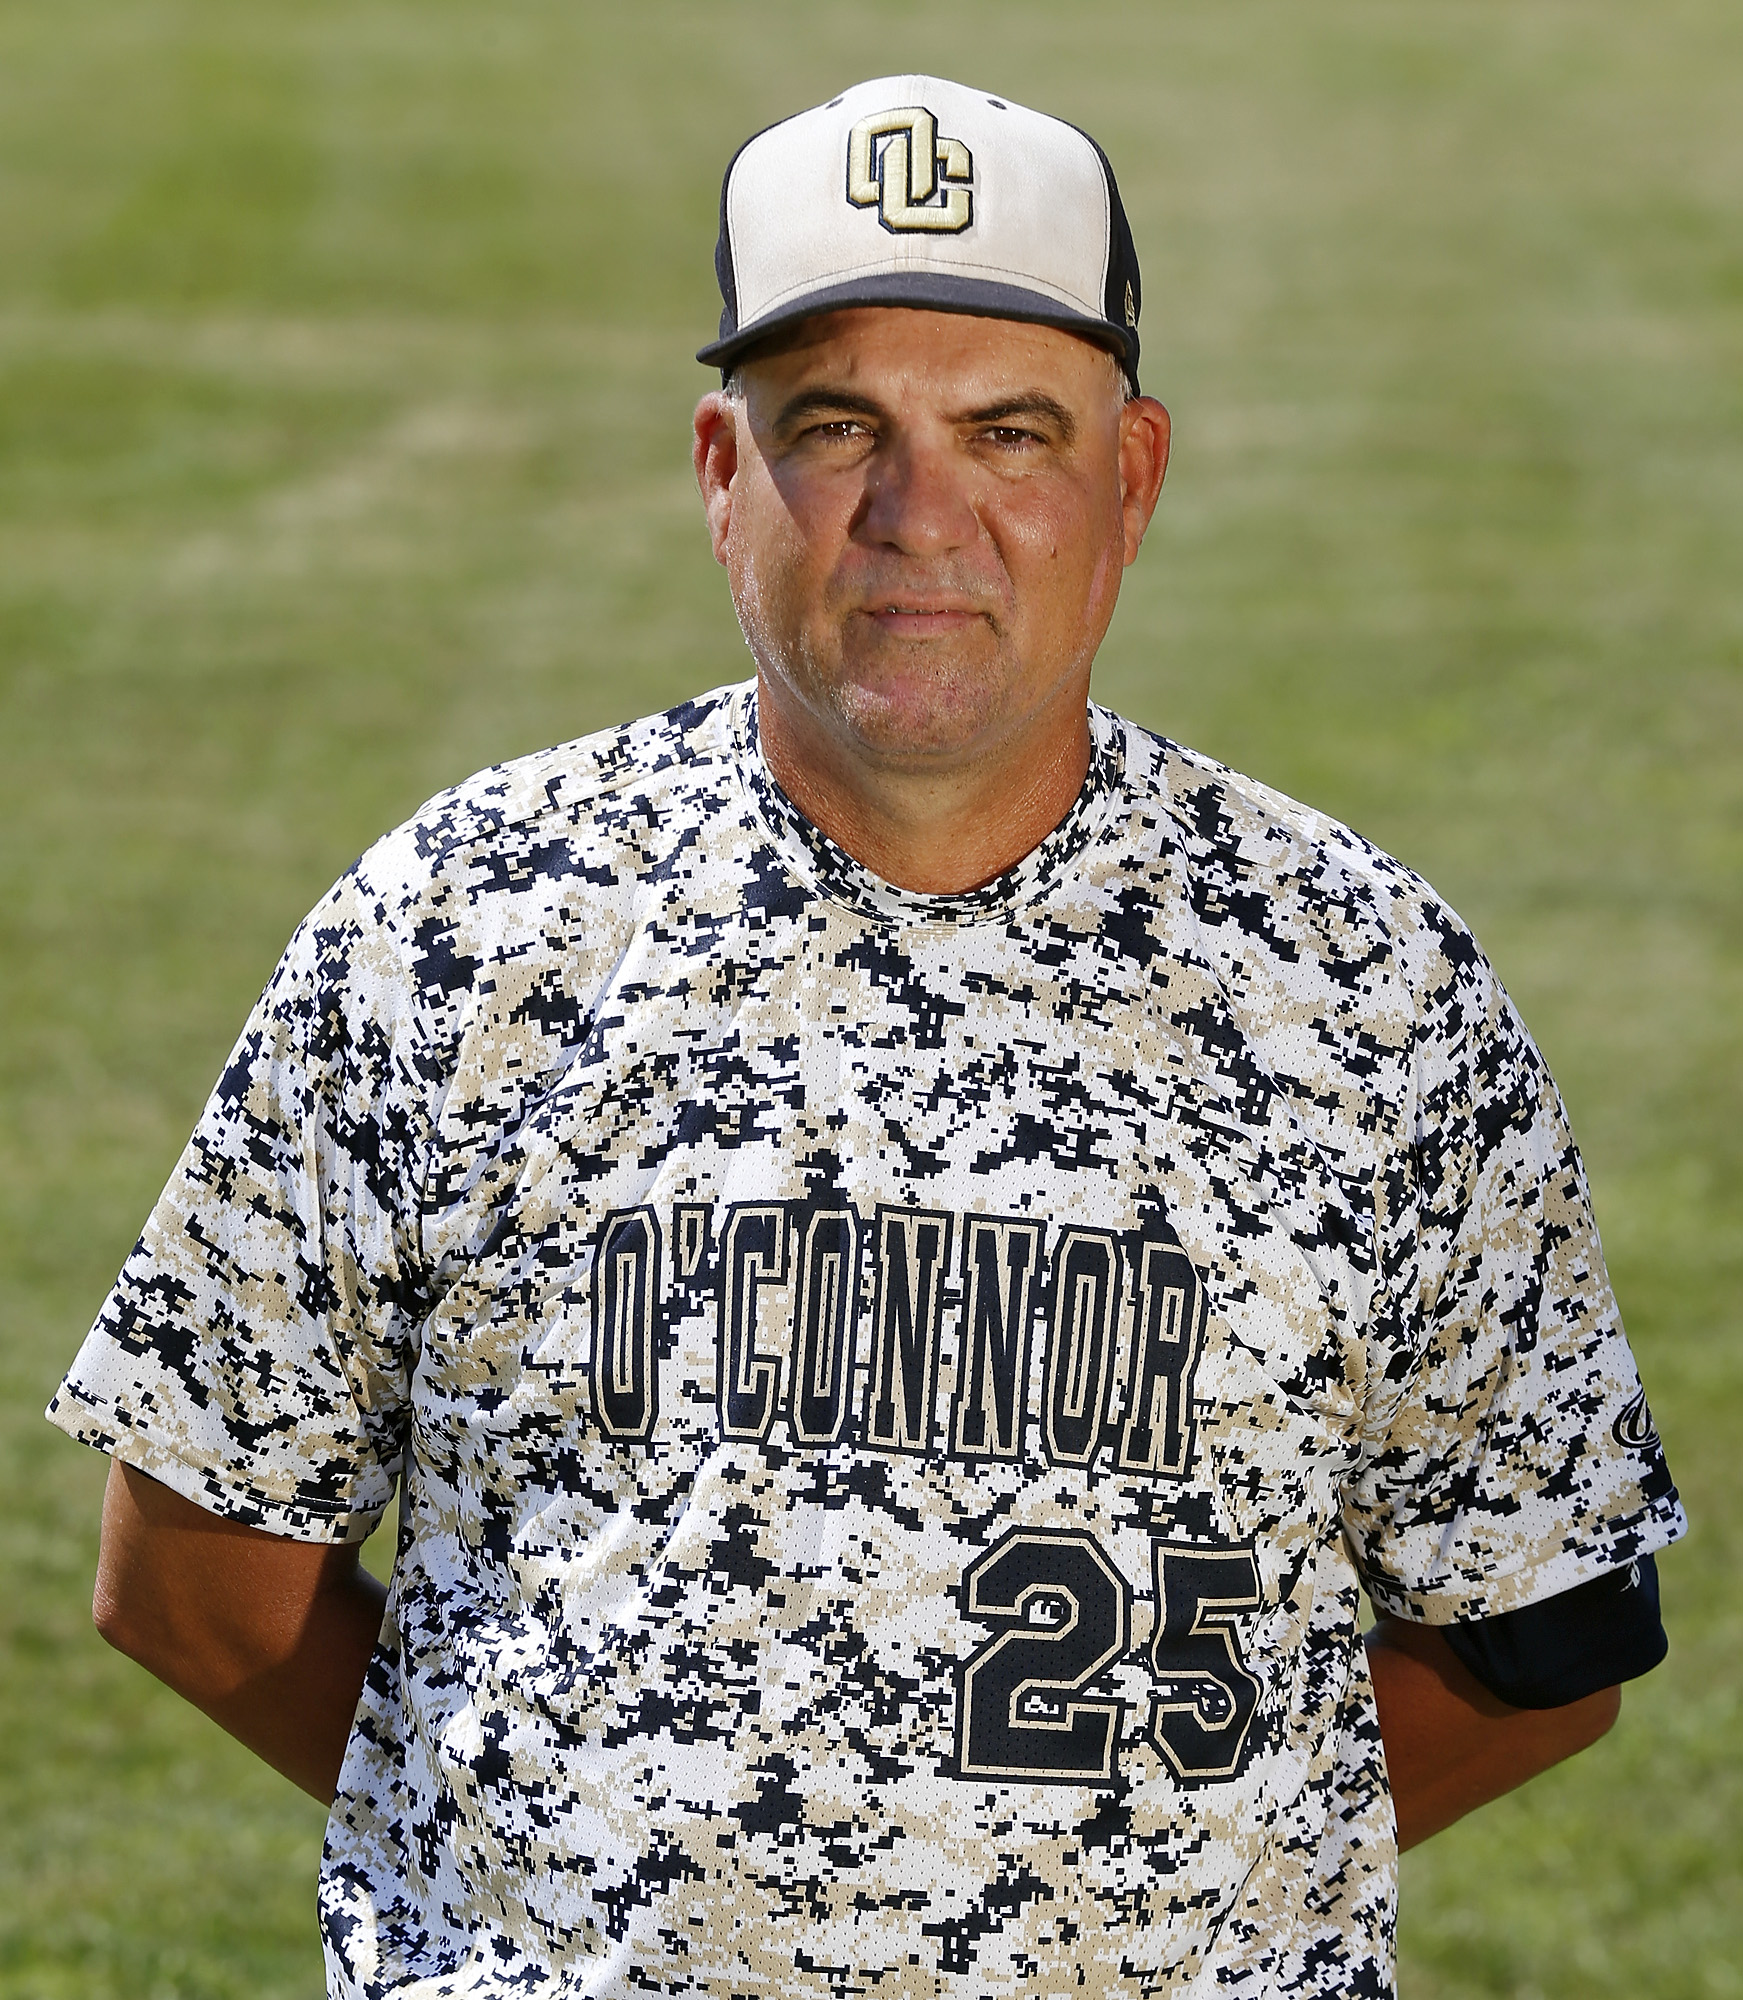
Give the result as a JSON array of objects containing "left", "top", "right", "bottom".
[{"left": 862, "top": 602, "right": 986, "bottom": 636}]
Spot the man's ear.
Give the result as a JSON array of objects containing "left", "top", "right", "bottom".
[
  {"left": 693, "top": 392, "right": 740, "bottom": 567},
  {"left": 1117, "top": 397, "right": 1171, "bottom": 566}
]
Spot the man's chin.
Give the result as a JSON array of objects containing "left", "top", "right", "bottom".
[
  {"left": 810, "top": 640, "right": 1015, "bottom": 761},
  {"left": 828, "top": 677, "right": 1012, "bottom": 768}
]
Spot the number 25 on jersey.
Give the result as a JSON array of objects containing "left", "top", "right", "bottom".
[{"left": 955, "top": 1527, "right": 1262, "bottom": 1787}]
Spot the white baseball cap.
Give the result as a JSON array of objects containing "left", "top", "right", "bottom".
[{"left": 698, "top": 75, "right": 1144, "bottom": 390}]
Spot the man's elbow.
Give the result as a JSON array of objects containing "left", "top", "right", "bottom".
[
  {"left": 90, "top": 1459, "right": 262, "bottom": 1701},
  {"left": 1508, "top": 1681, "right": 1623, "bottom": 1790},
  {"left": 91, "top": 1568, "right": 135, "bottom": 1656},
  {"left": 92, "top": 1552, "right": 193, "bottom": 1685},
  {"left": 1555, "top": 1681, "right": 1622, "bottom": 1757}
]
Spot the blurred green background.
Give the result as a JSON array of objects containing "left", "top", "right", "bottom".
[{"left": 1, "top": 1, "right": 1738, "bottom": 1994}]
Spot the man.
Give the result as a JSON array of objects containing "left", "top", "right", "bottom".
[{"left": 51, "top": 74, "right": 1682, "bottom": 1998}]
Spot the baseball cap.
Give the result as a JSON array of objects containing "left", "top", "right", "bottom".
[{"left": 698, "top": 75, "right": 1143, "bottom": 391}]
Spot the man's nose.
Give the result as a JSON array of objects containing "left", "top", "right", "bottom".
[{"left": 856, "top": 436, "right": 978, "bottom": 555}]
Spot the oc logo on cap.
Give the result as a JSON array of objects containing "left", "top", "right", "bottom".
[{"left": 846, "top": 107, "right": 973, "bottom": 234}]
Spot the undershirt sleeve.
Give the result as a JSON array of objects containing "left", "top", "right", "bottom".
[{"left": 1442, "top": 1552, "right": 1668, "bottom": 1709}]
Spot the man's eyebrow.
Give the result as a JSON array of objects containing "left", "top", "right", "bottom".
[
  {"left": 957, "top": 393, "right": 1078, "bottom": 443},
  {"left": 770, "top": 388, "right": 888, "bottom": 432}
]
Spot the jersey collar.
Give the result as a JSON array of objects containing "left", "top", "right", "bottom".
[{"left": 733, "top": 683, "right": 1124, "bottom": 926}]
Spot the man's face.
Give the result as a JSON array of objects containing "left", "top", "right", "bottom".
[{"left": 694, "top": 309, "right": 1169, "bottom": 783}]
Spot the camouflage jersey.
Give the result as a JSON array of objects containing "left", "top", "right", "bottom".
[{"left": 50, "top": 684, "right": 1683, "bottom": 1999}]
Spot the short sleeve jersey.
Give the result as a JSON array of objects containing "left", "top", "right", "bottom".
[{"left": 50, "top": 686, "right": 1684, "bottom": 1999}]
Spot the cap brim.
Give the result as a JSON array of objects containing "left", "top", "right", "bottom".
[{"left": 697, "top": 271, "right": 1139, "bottom": 386}]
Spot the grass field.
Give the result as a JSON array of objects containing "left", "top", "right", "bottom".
[{"left": 1, "top": 3, "right": 1738, "bottom": 1994}]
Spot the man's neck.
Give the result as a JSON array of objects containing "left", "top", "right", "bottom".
[{"left": 754, "top": 678, "right": 1095, "bottom": 895}]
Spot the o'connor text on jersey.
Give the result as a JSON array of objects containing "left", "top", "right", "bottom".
[{"left": 588, "top": 1197, "right": 1206, "bottom": 1476}]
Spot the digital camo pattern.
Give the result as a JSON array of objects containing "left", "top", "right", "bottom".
[{"left": 51, "top": 685, "right": 1684, "bottom": 1998}]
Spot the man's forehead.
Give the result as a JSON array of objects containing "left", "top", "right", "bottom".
[{"left": 737, "top": 306, "right": 1122, "bottom": 402}]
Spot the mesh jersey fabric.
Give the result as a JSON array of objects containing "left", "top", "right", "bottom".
[{"left": 49, "top": 685, "right": 1684, "bottom": 1998}]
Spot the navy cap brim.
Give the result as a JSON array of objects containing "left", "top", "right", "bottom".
[{"left": 697, "top": 271, "right": 1140, "bottom": 391}]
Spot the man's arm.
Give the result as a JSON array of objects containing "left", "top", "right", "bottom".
[
  {"left": 1365, "top": 1613, "right": 1619, "bottom": 1850},
  {"left": 93, "top": 1459, "right": 387, "bottom": 1804}
]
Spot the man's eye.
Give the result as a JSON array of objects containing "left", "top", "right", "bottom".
[
  {"left": 805, "top": 420, "right": 871, "bottom": 443},
  {"left": 980, "top": 426, "right": 1045, "bottom": 449}
]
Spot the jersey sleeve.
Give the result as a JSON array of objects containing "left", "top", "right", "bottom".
[
  {"left": 46, "top": 848, "right": 434, "bottom": 1543},
  {"left": 1342, "top": 912, "right": 1686, "bottom": 1625}
]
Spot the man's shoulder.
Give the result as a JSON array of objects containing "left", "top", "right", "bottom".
[
  {"left": 355, "top": 683, "right": 747, "bottom": 911},
  {"left": 278, "top": 685, "right": 748, "bottom": 1037},
  {"left": 1115, "top": 715, "right": 1475, "bottom": 976}
]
